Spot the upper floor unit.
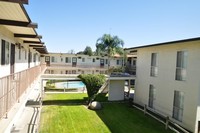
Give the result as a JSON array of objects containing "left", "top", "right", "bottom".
[
  {"left": 125, "top": 37, "right": 200, "bottom": 133},
  {"left": 42, "top": 53, "right": 124, "bottom": 74},
  {"left": 0, "top": 1, "right": 47, "bottom": 78}
]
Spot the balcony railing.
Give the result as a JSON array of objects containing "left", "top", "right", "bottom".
[
  {"left": 0, "top": 64, "right": 46, "bottom": 119},
  {"left": 125, "top": 65, "right": 136, "bottom": 75},
  {"left": 47, "top": 63, "right": 108, "bottom": 69}
]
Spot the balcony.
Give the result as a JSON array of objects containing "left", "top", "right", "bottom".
[
  {"left": 125, "top": 65, "right": 136, "bottom": 76},
  {"left": 46, "top": 63, "right": 108, "bottom": 70},
  {"left": 0, "top": 65, "right": 46, "bottom": 119}
]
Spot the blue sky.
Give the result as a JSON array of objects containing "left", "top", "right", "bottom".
[{"left": 25, "top": 0, "right": 200, "bottom": 53}]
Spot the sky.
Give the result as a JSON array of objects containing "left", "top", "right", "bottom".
[{"left": 25, "top": 0, "right": 200, "bottom": 53}]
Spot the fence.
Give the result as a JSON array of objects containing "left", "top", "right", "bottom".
[
  {"left": 132, "top": 102, "right": 192, "bottom": 133},
  {"left": 0, "top": 64, "right": 46, "bottom": 119}
]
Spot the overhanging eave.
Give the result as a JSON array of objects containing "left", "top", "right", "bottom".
[{"left": 0, "top": 19, "right": 37, "bottom": 28}]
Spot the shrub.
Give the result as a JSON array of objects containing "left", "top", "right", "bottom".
[{"left": 78, "top": 74, "right": 106, "bottom": 104}]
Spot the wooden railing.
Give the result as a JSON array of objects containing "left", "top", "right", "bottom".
[{"left": 0, "top": 64, "right": 46, "bottom": 119}]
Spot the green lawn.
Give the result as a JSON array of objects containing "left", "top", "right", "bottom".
[{"left": 39, "top": 93, "right": 174, "bottom": 133}]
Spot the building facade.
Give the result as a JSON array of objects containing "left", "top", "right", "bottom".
[
  {"left": 0, "top": 1, "right": 47, "bottom": 78},
  {"left": 43, "top": 53, "right": 124, "bottom": 75},
  {"left": 0, "top": 1, "right": 47, "bottom": 129},
  {"left": 125, "top": 38, "right": 200, "bottom": 133}
]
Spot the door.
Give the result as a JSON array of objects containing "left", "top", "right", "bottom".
[
  {"left": 10, "top": 44, "right": 15, "bottom": 74},
  {"left": 198, "top": 121, "right": 200, "bottom": 133},
  {"left": 45, "top": 56, "right": 50, "bottom": 66},
  {"left": 28, "top": 50, "right": 31, "bottom": 68},
  {"left": 72, "top": 57, "right": 77, "bottom": 67},
  {"left": 100, "top": 59, "right": 104, "bottom": 68}
]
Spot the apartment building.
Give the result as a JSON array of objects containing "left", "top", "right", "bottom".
[
  {"left": 43, "top": 53, "right": 124, "bottom": 74},
  {"left": 125, "top": 37, "right": 200, "bottom": 133},
  {"left": 0, "top": 0, "right": 47, "bottom": 123},
  {"left": 0, "top": 1, "right": 47, "bottom": 78}
]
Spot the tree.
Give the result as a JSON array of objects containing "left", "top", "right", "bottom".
[
  {"left": 76, "top": 51, "right": 84, "bottom": 54},
  {"left": 78, "top": 74, "right": 106, "bottom": 104},
  {"left": 68, "top": 49, "right": 75, "bottom": 54},
  {"left": 96, "top": 34, "right": 124, "bottom": 71},
  {"left": 83, "top": 46, "right": 93, "bottom": 56}
]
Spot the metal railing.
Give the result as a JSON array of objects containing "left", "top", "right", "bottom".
[
  {"left": 0, "top": 64, "right": 46, "bottom": 119},
  {"left": 125, "top": 65, "right": 136, "bottom": 75},
  {"left": 47, "top": 63, "right": 109, "bottom": 69}
]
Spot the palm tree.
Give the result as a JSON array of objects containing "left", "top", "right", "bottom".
[{"left": 96, "top": 34, "right": 124, "bottom": 73}]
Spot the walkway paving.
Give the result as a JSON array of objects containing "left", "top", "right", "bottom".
[{"left": 0, "top": 79, "right": 41, "bottom": 133}]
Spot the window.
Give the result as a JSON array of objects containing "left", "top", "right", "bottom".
[
  {"left": 133, "top": 60, "right": 136, "bottom": 66},
  {"left": 93, "top": 58, "right": 95, "bottom": 62},
  {"left": 150, "top": 53, "right": 158, "bottom": 77},
  {"left": 82, "top": 58, "right": 85, "bottom": 62},
  {"left": 148, "top": 85, "right": 156, "bottom": 108},
  {"left": 61, "top": 58, "right": 63, "bottom": 62},
  {"left": 33, "top": 53, "right": 36, "bottom": 62},
  {"left": 29, "top": 52, "right": 32, "bottom": 62},
  {"left": 72, "top": 70, "right": 76, "bottom": 74},
  {"left": 176, "top": 51, "right": 187, "bottom": 81},
  {"left": 45, "top": 56, "right": 50, "bottom": 62},
  {"left": 51, "top": 70, "right": 54, "bottom": 74},
  {"left": 72, "top": 57, "right": 77, "bottom": 63},
  {"left": 25, "top": 50, "right": 27, "bottom": 60},
  {"left": 51, "top": 56, "right": 55, "bottom": 62},
  {"left": 173, "top": 91, "right": 184, "bottom": 122},
  {"left": 65, "top": 57, "right": 71, "bottom": 63},
  {"left": 105, "top": 59, "right": 108, "bottom": 64},
  {"left": 1, "top": 40, "right": 10, "bottom": 65},
  {"left": 116, "top": 60, "right": 120, "bottom": 65}
]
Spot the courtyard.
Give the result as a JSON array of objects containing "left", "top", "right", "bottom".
[{"left": 39, "top": 93, "right": 174, "bottom": 133}]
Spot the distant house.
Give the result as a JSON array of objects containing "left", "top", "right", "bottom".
[
  {"left": 43, "top": 53, "right": 124, "bottom": 74},
  {"left": 125, "top": 37, "right": 200, "bottom": 133}
]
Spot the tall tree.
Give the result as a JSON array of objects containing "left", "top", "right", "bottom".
[
  {"left": 68, "top": 49, "right": 75, "bottom": 54},
  {"left": 96, "top": 34, "right": 124, "bottom": 70},
  {"left": 83, "top": 46, "right": 93, "bottom": 56}
]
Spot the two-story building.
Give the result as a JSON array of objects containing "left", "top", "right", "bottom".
[
  {"left": 0, "top": 0, "right": 47, "bottom": 126},
  {"left": 43, "top": 53, "right": 124, "bottom": 74},
  {"left": 125, "top": 37, "right": 200, "bottom": 133},
  {"left": 0, "top": 1, "right": 47, "bottom": 78}
]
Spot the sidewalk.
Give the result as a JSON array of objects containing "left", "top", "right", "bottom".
[{"left": 0, "top": 79, "right": 42, "bottom": 133}]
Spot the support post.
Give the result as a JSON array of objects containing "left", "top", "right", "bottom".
[
  {"left": 144, "top": 104, "right": 147, "bottom": 115},
  {"left": 165, "top": 116, "right": 169, "bottom": 129}
]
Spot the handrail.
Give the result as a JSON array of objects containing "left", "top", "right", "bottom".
[{"left": 0, "top": 64, "right": 46, "bottom": 119}]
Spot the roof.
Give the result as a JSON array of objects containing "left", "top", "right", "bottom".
[
  {"left": 0, "top": 1, "right": 48, "bottom": 54},
  {"left": 125, "top": 37, "right": 200, "bottom": 50}
]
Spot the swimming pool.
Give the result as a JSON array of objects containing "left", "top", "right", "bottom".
[{"left": 62, "top": 81, "right": 85, "bottom": 88}]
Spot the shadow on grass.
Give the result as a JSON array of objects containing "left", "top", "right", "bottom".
[
  {"left": 95, "top": 103, "right": 174, "bottom": 133},
  {"left": 42, "top": 97, "right": 88, "bottom": 105},
  {"left": 42, "top": 93, "right": 109, "bottom": 106}
]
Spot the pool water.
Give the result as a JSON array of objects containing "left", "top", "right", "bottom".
[{"left": 63, "top": 81, "right": 85, "bottom": 88}]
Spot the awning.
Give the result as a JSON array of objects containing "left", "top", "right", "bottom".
[{"left": 0, "top": 1, "right": 48, "bottom": 53}]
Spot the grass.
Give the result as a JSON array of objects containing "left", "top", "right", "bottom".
[
  {"left": 40, "top": 93, "right": 174, "bottom": 133},
  {"left": 42, "top": 93, "right": 88, "bottom": 105}
]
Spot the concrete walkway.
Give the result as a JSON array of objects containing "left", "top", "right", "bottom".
[{"left": 0, "top": 79, "right": 41, "bottom": 133}]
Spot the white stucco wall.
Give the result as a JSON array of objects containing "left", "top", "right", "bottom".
[
  {"left": 134, "top": 41, "right": 200, "bottom": 132},
  {"left": 0, "top": 26, "right": 41, "bottom": 78},
  {"left": 0, "top": 26, "right": 15, "bottom": 77},
  {"left": 108, "top": 80, "right": 124, "bottom": 101},
  {"left": 44, "top": 53, "right": 123, "bottom": 74}
]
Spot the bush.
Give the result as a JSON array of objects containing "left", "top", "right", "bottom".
[
  {"left": 78, "top": 74, "right": 106, "bottom": 104},
  {"left": 108, "top": 66, "right": 123, "bottom": 73}
]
